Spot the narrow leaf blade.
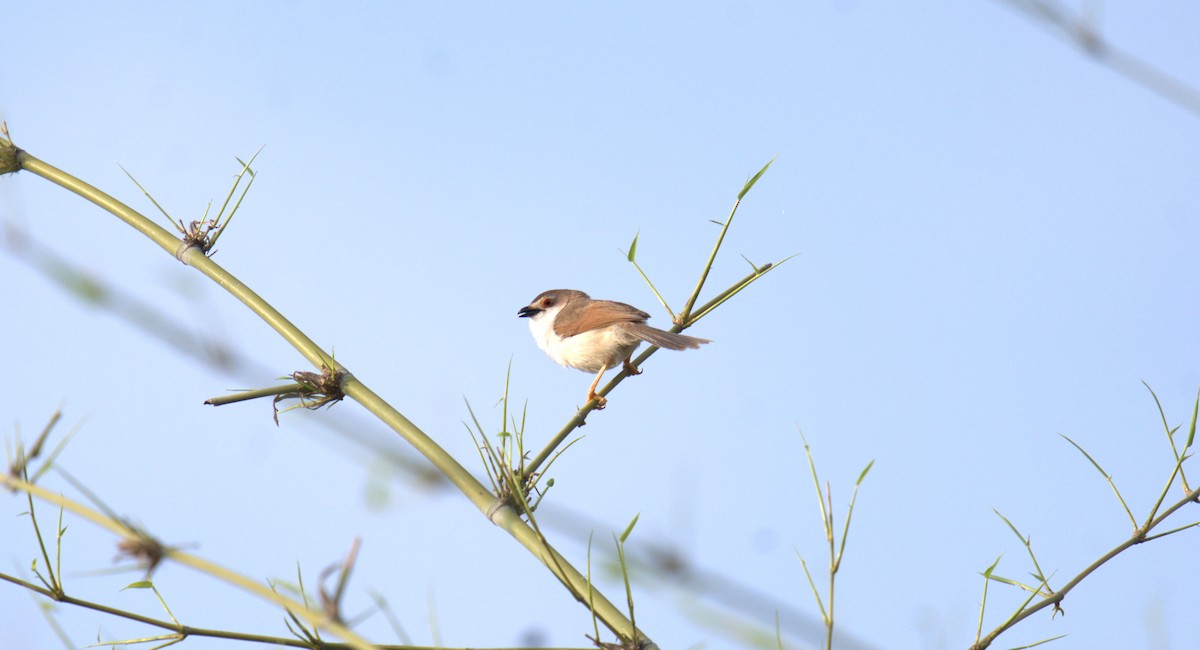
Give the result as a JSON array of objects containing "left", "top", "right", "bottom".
[
  {"left": 619, "top": 513, "right": 640, "bottom": 543},
  {"left": 738, "top": 157, "right": 775, "bottom": 200}
]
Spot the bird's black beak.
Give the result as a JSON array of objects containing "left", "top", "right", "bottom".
[{"left": 517, "top": 305, "right": 539, "bottom": 318}]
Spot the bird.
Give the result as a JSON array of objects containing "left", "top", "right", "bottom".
[{"left": 517, "top": 289, "right": 709, "bottom": 409}]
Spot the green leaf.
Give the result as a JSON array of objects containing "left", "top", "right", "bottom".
[
  {"left": 738, "top": 157, "right": 775, "bottom": 200},
  {"left": 619, "top": 513, "right": 640, "bottom": 543},
  {"left": 993, "top": 509, "right": 1027, "bottom": 543},
  {"left": 123, "top": 581, "right": 154, "bottom": 590},
  {"left": 982, "top": 554, "right": 1003, "bottom": 578},
  {"left": 1058, "top": 434, "right": 1110, "bottom": 478},
  {"left": 1010, "top": 634, "right": 1069, "bottom": 649},
  {"left": 626, "top": 231, "right": 639, "bottom": 262},
  {"left": 1186, "top": 386, "right": 1199, "bottom": 449},
  {"left": 740, "top": 254, "right": 764, "bottom": 273},
  {"left": 1144, "top": 380, "right": 1178, "bottom": 441},
  {"left": 856, "top": 459, "right": 875, "bottom": 485}
]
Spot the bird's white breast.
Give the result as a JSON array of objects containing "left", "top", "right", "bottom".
[{"left": 527, "top": 307, "right": 641, "bottom": 373}]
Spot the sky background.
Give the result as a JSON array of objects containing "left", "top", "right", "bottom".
[{"left": 3, "top": 2, "right": 1200, "bottom": 650}]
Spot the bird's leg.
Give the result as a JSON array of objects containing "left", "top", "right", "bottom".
[
  {"left": 587, "top": 364, "right": 608, "bottom": 409},
  {"left": 622, "top": 356, "right": 642, "bottom": 376}
]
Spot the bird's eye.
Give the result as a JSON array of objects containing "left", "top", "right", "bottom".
[{"left": 541, "top": 298, "right": 554, "bottom": 308}]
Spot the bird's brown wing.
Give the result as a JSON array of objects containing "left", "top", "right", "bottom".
[{"left": 553, "top": 300, "right": 651, "bottom": 338}]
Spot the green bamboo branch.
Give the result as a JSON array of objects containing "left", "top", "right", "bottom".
[
  {"left": 120, "top": 147, "right": 259, "bottom": 257},
  {"left": 1058, "top": 434, "right": 1137, "bottom": 530},
  {"left": 682, "top": 255, "right": 789, "bottom": 326},
  {"left": 492, "top": 433, "right": 593, "bottom": 613},
  {"left": 678, "top": 158, "right": 774, "bottom": 324},
  {"left": 972, "top": 449, "right": 1200, "bottom": 648},
  {"left": 206, "top": 367, "right": 347, "bottom": 424},
  {"left": 344, "top": 378, "right": 649, "bottom": 646},
  {"left": 795, "top": 432, "right": 872, "bottom": 650},
  {"left": 466, "top": 369, "right": 571, "bottom": 516},
  {"left": 6, "top": 146, "right": 647, "bottom": 647},
  {"left": 1145, "top": 382, "right": 1197, "bottom": 503},
  {"left": 973, "top": 555, "right": 1001, "bottom": 647},
  {"left": 25, "top": 479, "right": 64, "bottom": 597},
  {"left": 990, "top": 510, "right": 1054, "bottom": 598}
]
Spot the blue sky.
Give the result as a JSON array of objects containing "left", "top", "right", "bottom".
[{"left": 3, "top": 3, "right": 1200, "bottom": 649}]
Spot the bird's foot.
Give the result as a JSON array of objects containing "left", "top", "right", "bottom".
[
  {"left": 588, "top": 391, "right": 608, "bottom": 410},
  {"left": 622, "top": 359, "right": 642, "bottom": 376}
]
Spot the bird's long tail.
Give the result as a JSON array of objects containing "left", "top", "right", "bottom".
[{"left": 626, "top": 323, "right": 710, "bottom": 350}]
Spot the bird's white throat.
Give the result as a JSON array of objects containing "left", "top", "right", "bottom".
[{"left": 525, "top": 304, "right": 563, "bottom": 358}]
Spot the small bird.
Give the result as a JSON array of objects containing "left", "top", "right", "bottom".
[{"left": 518, "top": 289, "right": 710, "bottom": 409}]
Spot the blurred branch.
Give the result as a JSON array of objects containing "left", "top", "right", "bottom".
[
  {"left": 1, "top": 220, "right": 445, "bottom": 488},
  {"left": 543, "top": 500, "right": 880, "bottom": 650},
  {"left": 6, "top": 408, "right": 68, "bottom": 486},
  {"left": 3, "top": 221, "right": 248, "bottom": 373},
  {"left": 995, "top": 0, "right": 1200, "bottom": 117},
  {"left": 1, "top": 473, "right": 377, "bottom": 650}
]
